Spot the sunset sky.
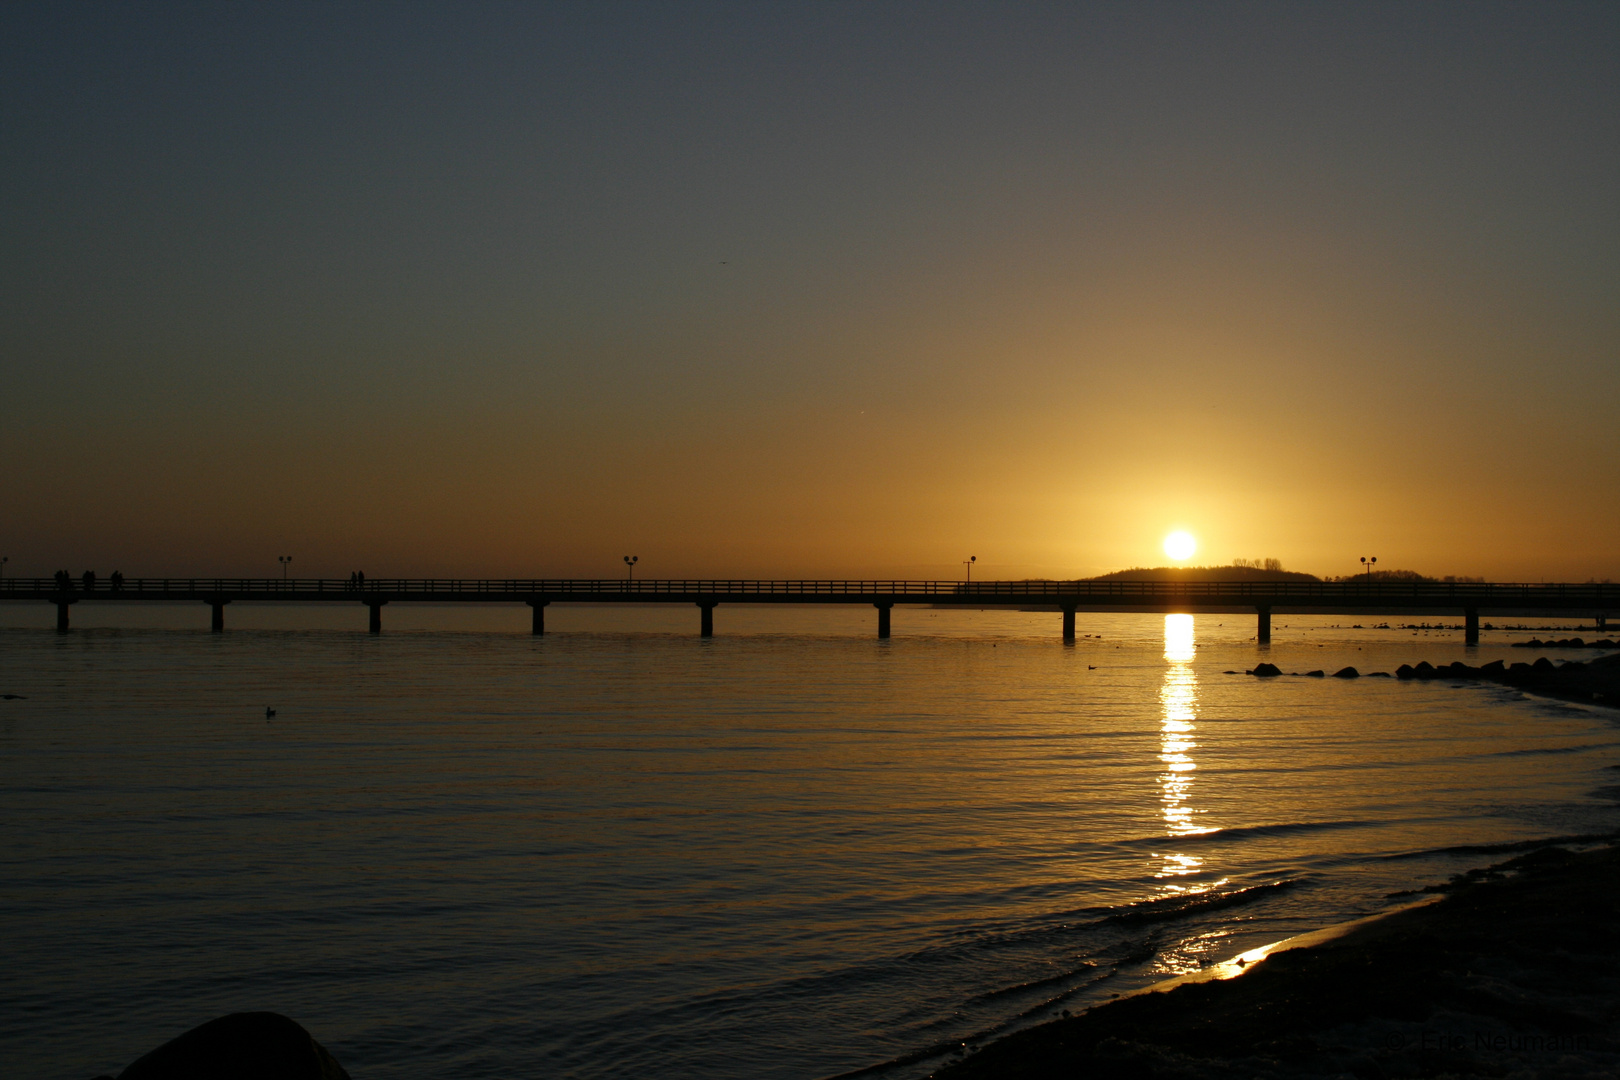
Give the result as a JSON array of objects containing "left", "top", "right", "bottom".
[{"left": 4, "top": 3, "right": 1617, "bottom": 581}]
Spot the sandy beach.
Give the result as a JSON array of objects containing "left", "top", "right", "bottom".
[{"left": 933, "top": 842, "right": 1620, "bottom": 1079}]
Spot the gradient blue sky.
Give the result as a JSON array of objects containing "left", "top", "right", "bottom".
[{"left": 4, "top": 2, "right": 1617, "bottom": 579}]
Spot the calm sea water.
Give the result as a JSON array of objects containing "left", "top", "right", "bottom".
[{"left": 2, "top": 603, "right": 1617, "bottom": 1079}]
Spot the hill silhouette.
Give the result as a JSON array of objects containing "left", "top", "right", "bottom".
[{"left": 1086, "top": 565, "right": 1321, "bottom": 583}]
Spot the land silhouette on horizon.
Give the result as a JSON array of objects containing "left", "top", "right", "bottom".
[
  {"left": 1087, "top": 564, "right": 1321, "bottom": 583},
  {"left": 1080, "top": 564, "right": 1484, "bottom": 584}
]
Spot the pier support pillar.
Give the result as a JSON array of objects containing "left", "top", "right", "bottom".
[
  {"left": 698, "top": 601, "right": 716, "bottom": 638},
  {"left": 875, "top": 603, "right": 892, "bottom": 639},
  {"left": 1257, "top": 606, "right": 1271, "bottom": 645},
  {"left": 1062, "top": 604, "right": 1076, "bottom": 644},
  {"left": 1599, "top": 614, "right": 1608, "bottom": 632},
  {"left": 1464, "top": 608, "right": 1480, "bottom": 646},
  {"left": 209, "top": 600, "right": 229, "bottom": 633},
  {"left": 368, "top": 601, "right": 387, "bottom": 634},
  {"left": 528, "top": 600, "right": 548, "bottom": 636},
  {"left": 56, "top": 600, "right": 73, "bottom": 631}
]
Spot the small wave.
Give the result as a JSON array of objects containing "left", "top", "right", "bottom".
[
  {"left": 1480, "top": 742, "right": 1620, "bottom": 758},
  {"left": 962, "top": 963, "right": 1099, "bottom": 1006},
  {"left": 818, "top": 964, "right": 1111, "bottom": 1080},
  {"left": 1102, "top": 879, "right": 1298, "bottom": 926},
  {"left": 1106, "top": 819, "right": 1378, "bottom": 849},
  {"left": 1380, "top": 830, "right": 1620, "bottom": 860},
  {"left": 795, "top": 879, "right": 1303, "bottom": 1080}
]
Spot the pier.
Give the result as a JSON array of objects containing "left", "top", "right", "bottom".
[{"left": 2, "top": 578, "right": 1613, "bottom": 642}]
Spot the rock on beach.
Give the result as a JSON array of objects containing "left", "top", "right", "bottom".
[{"left": 93, "top": 1012, "right": 350, "bottom": 1080}]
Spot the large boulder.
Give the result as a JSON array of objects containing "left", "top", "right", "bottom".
[
  {"left": 115, "top": 1013, "right": 350, "bottom": 1080},
  {"left": 1251, "top": 663, "right": 1282, "bottom": 677},
  {"left": 1331, "top": 666, "right": 1360, "bottom": 678}
]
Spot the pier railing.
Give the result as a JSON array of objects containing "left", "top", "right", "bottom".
[{"left": 1, "top": 577, "right": 1615, "bottom": 604}]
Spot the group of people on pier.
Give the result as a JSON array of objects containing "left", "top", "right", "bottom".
[{"left": 53, "top": 570, "right": 124, "bottom": 591}]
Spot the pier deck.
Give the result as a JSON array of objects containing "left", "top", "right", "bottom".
[{"left": 2, "top": 578, "right": 1612, "bottom": 642}]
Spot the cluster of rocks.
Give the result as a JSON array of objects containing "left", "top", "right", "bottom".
[
  {"left": 1238, "top": 663, "right": 1385, "bottom": 678},
  {"left": 1513, "top": 636, "right": 1617, "bottom": 649},
  {"left": 1235, "top": 653, "right": 1617, "bottom": 705},
  {"left": 1398, "top": 658, "right": 1513, "bottom": 680},
  {"left": 1392, "top": 657, "right": 1604, "bottom": 687}
]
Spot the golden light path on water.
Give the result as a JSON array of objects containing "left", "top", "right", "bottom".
[{"left": 1156, "top": 613, "right": 1222, "bottom": 894}]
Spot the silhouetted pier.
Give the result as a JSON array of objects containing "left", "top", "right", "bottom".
[{"left": 3, "top": 578, "right": 1613, "bottom": 643}]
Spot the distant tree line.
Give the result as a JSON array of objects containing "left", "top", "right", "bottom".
[{"left": 1325, "top": 569, "right": 1485, "bottom": 583}]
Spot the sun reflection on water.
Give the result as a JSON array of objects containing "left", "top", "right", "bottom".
[{"left": 1156, "top": 614, "right": 1213, "bottom": 890}]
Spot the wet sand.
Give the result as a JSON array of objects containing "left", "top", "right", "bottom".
[{"left": 933, "top": 843, "right": 1620, "bottom": 1079}]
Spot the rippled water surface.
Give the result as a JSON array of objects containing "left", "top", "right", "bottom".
[{"left": 2, "top": 604, "right": 1617, "bottom": 1079}]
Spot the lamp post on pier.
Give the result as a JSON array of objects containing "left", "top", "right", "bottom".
[
  {"left": 279, "top": 555, "right": 292, "bottom": 580},
  {"left": 964, "top": 555, "right": 976, "bottom": 585},
  {"left": 1361, "top": 556, "right": 1377, "bottom": 582},
  {"left": 624, "top": 555, "right": 638, "bottom": 582}
]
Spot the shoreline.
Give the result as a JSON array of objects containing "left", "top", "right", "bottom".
[
  {"left": 1126, "top": 895, "right": 1444, "bottom": 998},
  {"left": 932, "top": 842, "right": 1620, "bottom": 1079}
]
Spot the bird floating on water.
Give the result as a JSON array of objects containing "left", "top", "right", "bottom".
[{"left": 265, "top": 707, "right": 276, "bottom": 719}]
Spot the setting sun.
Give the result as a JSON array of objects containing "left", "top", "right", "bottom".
[{"left": 1164, "top": 531, "right": 1197, "bottom": 561}]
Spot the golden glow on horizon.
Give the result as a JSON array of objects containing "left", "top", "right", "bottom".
[{"left": 1163, "top": 531, "right": 1197, "bottom": 561}]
